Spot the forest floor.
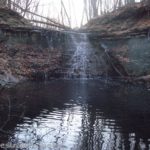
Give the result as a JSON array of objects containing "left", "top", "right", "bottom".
[
  {"left": 0, "top": 8, "right": 31, "bottom": 28},
  {"left": 82, "top": 3, "right": 150, "bottom": 37},
  {"left": 1, "top": 3, "right": 150, "bottom": 36}
]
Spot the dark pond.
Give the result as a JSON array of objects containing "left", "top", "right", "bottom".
[{"left": 0, "top": 79, "right": 150, "bottom": 150}]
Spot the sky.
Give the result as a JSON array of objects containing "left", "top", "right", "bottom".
[
  {"left": 36, "top": 0, "right": 84, "bottom": 28},
  {"left": 33, "top": 0, "right": 141, "bottom": 28}
]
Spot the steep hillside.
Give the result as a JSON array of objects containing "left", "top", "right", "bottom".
[
  {"left": 82, "top": 3, "right": 150, "bottom": 37},
  {"left": 0, "top": 8, "right": 31, "bottom": 28}
]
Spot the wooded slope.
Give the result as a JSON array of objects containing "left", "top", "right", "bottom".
[
  {"left": 0, "top": 8, "right": 31, "bottom": 27},
  {"left": 83, "top": 3, "right": 150, "bottom": 37}
]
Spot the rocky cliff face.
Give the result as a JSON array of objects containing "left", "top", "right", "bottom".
[
  {"left": 0, "top": 28, "right": 66, "bottom": 85},
  {"left": 0, "top": 27, "right": 119, "bottom": 86},
  {"left": 89, "top": 34, "right": 150, "bottom": 76},
  {"left": 0, "top": 8, "right": 119, "bottom": 85},
  {"left": 84, "top": 3, "right": 150, "bottom": 85},
  {"left": 1, "top": 4, "right": 150, "bottom": 86}
]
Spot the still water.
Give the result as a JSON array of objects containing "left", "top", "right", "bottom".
[{"left": 0, "top": 79, "right": 150, "bottom": 150}]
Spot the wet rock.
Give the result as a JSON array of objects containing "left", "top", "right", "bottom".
[
  {"left": 47, "top": 69, "right": 62, "bottom": 78},
  {"left": 30, "top": 71, "right": 46, "bottom": 81}
]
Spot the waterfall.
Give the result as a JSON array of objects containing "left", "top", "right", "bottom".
[{"left": 67, "top": 33, "right": 92, "bottom": 78}]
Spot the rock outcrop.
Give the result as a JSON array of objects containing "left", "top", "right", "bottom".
[
  {"left": 0, "top": 8, "right": 31, "bottom": 28},
  {"left": 0, "top": 26, "right": 66, "bottom": 85},
  {"left": 1, "top": 4, "right": 150, "bottom": 86},
  {"left": 83, "top": 2, "right": 150, "bottom": 85}
]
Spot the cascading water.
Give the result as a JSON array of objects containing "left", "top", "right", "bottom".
[{"left": 67, "top": 33, "right": 93, "bottom": 78}]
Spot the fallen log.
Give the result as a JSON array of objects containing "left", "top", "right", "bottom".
[
  {"left": 10, "top": 1, "right": 70, "bottom": 30},
  {"left": 28, "top": 19, "right": 70, "bottom": 30}
]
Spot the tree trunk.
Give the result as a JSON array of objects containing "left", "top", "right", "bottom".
[
  {"left": 0, "top": 0, "right": 7, "bottom": 7},
  {"left": 91, "top": 0, "right": 98, "bottom": 17}
]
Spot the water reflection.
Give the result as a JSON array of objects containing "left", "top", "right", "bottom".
[{"left": 0, "top": 79, "right": 150, "bottom": 149}]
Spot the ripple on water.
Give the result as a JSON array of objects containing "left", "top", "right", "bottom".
[{"left": 0, "top": 79, "right": 150, "bottom": 150}]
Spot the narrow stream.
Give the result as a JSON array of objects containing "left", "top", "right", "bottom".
[{"left": 0, "top": 79, "right": 150, "bottom": 150}]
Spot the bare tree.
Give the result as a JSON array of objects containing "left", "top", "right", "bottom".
[
  {"left": 11, "top": 0, "right": 40, "bottom": 17},
  {"left": 0, "top": 0, "right": 7, "bottom": 7}
]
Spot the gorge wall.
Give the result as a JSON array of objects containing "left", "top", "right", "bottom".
[
  {"left": 1, "top": 3, "right": 150, "bottom": 86},
  {"left": 89, "top": 34, "right": 150, "bottom": 77},
  {"left": 0, "top": 27, "right": 116, "bottom": 86},
  {"left": 0, "top": 28, "right": 65, "bottom": 85},
  {"left": 0, "top": 27, "right": 150, "bottom": 86}
]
